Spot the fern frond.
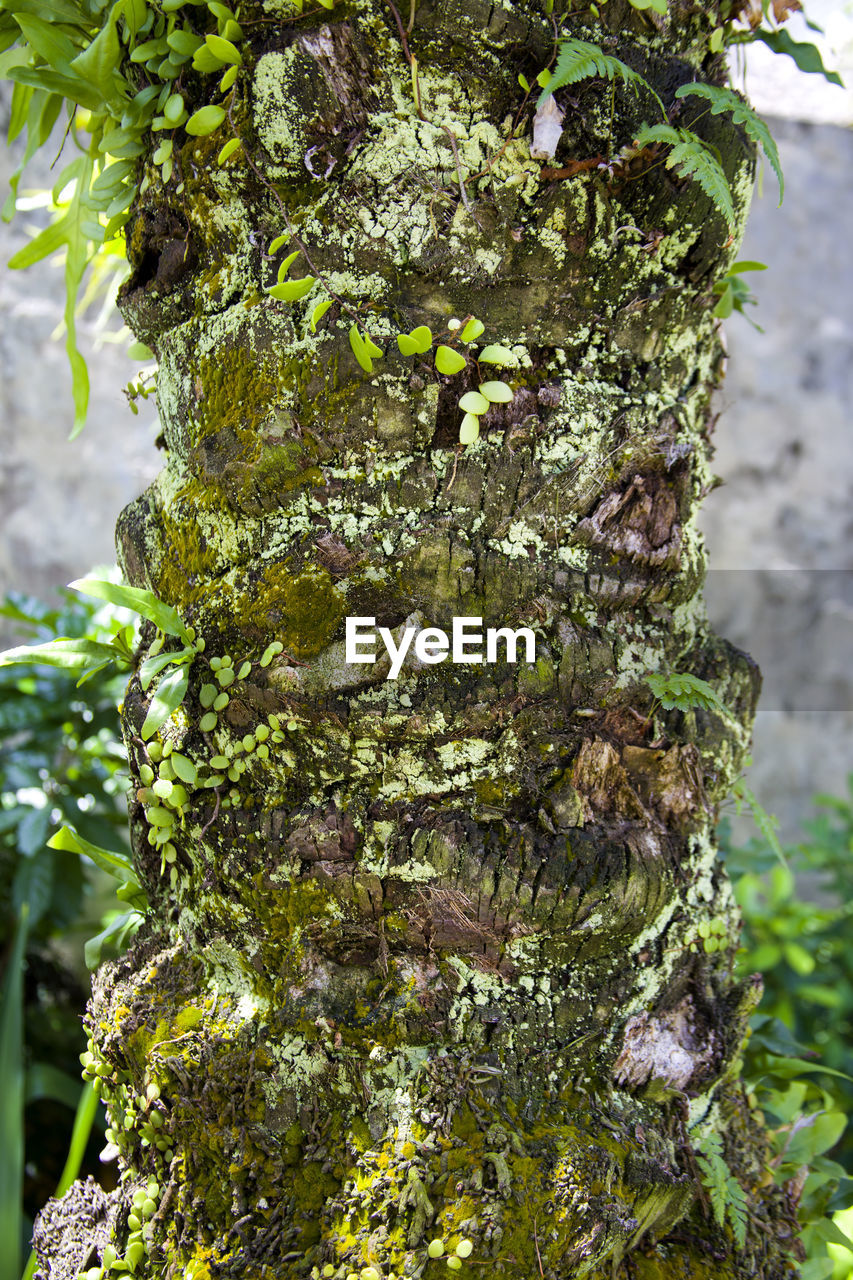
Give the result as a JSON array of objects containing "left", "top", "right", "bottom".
[
  {"left": 645, "top": 670, "right": 732, "bottom": 718},
  {"left": 731, "top": 780, "right": 786, "bottom": 864},
  {"left": 724, "top": 1170, "right": 749, "bottom": 1250},
  {"left": 634, "top": 123, "right": 735, "bottom": 230},
  {"left": 695, "top": 1132, "right": 748, "bottom": 1250},
  {"left": 540, "top": 39, "right": 665, "bottom": 117},
  {"left": 696, "top": 1150, "right": 728, "bottom": 1227},
  {"left": 675, "top": 82, "right": 783, "bottom": 203}
]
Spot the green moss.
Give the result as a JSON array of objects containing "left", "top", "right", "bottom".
[
  {"left": 193, "top": 346, "right": 276, "bottom": 448},
  {"left": 233, "top": 562, "right": 344, "bottom": 657}
]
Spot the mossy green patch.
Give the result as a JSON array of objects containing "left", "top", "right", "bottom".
[{"left": 233, "top": 562, "right": 344, "bottom": 658}]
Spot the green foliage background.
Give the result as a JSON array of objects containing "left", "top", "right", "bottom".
[
  {"left": 0, "top": 588, "right": 133, "bottom": 1274},
  {"left": 724, "top": 794, "right": 853, "bottom": 1279}
]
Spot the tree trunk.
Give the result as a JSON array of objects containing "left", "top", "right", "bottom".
[{"left": 35, "top": 1, "right": 798, "bottom": 1277}]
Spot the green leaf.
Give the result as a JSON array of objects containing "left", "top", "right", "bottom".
[
  {"left": 69, "top": 577, "right": 189, "bottom": 639},
  {"left": 0, "top": 906, "right": 28, "bottom": 1280},
  {"left": 786, "top": 1111, "right": 847, "bottom": 1164},
  {"left": 16, "top": 809, "right": 50, "bottom": 859},
  {"left": 310, "top": 297, "right": 333, "bottom": 331},
  {"left": 205, "top": 32, "right": 241, "bottom": 64},
  {"left": 798, "top": 1261, "right": 835, "bottom": 1280},
  {"left": 629, "top": 0, "right": 667, "bottom": 12},
  {"left": 458, "top": 391, "right": 490, "bottom": 414},
  {"left": 276, "top": 248, "right": 301, "bottom": 281},
  {"left": 98, "top": 125, "right": 144, "bottom": 158},
  {"left": 48, "top": 825, "right": 140, "bottom": 886},
  {"left": 753, "top": 29, "right": 843, "bottom": 87},
  {"left": 3, "top": 64, "right": 103, "bottom": 112},
  {"left": 170, "top": 752, "right": 198, "bottom": 785},
  {"left": 92, "top": 159, "right": 136, "bottom": 196},
  {"left": 539, "top": 38, "right": 665, "bottom": 117},
  {"left": 479, "top": 380, "right": 513, "bottom": 403},
  {"left": 713, "top": 282, "right": 734, "bottom": 318},
  {"left": 3, "top": 0, "right": 86, "bottom": 23},
  {"left": 397, "top": 325, "right": 433, "bottom": 356},
  {"left": 435, "top": 345, "right": 467, "bottom": 375},
  {"left": 70, "top": 6, "right": 121, "bottom": 102},
  {"left": 139, "top": 646, "right": 195, "bottom": 691},
  {"left": 783, "top": 942, "right": 816, "bottom": 975},
  {"left": 7, "top": 82, "right": 32, "bottom": 147},
  {"left": 13, "top": 849, "right": 53, "bottom": 931},
  {"left": 349, "top": 324, "right": 374, "bottom": 373},
  {"left": 363, "top": 332, "right": 383, "bottom": 359},
  {"left": 146, "top": 805, "right": 174, "bottom": 827},
  {"left": 141, "top": 665, "right": 189, "bottom": 739},
  {"left": 724, "top": 1172, "right": 748, "bottom": 1250},
  {"left": 200, "top": 683, "right": 218, "bottom": 708},
  {"left": 128, "top": 342, "right": 155, "bottom": 362},
  {"left": 634, "top": 124, "right": 735, "bottom": 230},
  {"left": 220, "top": 64, "right": 239, "bottom": 92},
  {"left": 267, "top": 276, "right": 315, "bottom": 301},
  {"left": 185, "top": 104, "right": 226, "bottom": 136},
  {"left": 459, "top": 414, "right": 480, "bottom": 445},
  {"left": 217, "top": 137, "right": 241, "bottom": 164},
  {"left": 478, "top": 343, "right": 517, "bottom": 366},
  {"left": 123, "top": 0, "right": 148, "bottom": 36},
  {"left": 693, "top": 1131, "right": 746, "bottom": 1248},
  {"left": 130, "top": 36, "right": 169, "bottom": 63},
  {"left": 7, "top": 217, "right": 67, "bottom": 270},
  {"left": 54, "top": 1078, "right": 101, "bottom": 1193},
  {"left": 0, "top": 636, "right": 118, "bottom": 670},
  {"left": 646, "top": 669, "right": 731, "bottom": 717},
  {"left": 12, "top": 14, "right": 78, "bottom": 75},
  {"left": 192, "top": 42, "right": 225, "bottom": 73},
  {"left": 751, "top": 1055, "right": 852, "bottom": 1082},
  {"left": 84, "top": 909, "right": 143, "bottom": 969},
  {"left": 728, "top": 260, "right": 767, "bottom": 273},
  {"left": 459, "top": 317, "right": 484, "bottom": 343},
  {"left": 49, "top": 154, "right": 97, "bottom": 437},
  {"left": 812, "top": 1217, "right": 853, "bottom": 1251},
  {"left": 25, "top": 1063, "right": 84, "bottom": 1111},
  {"left": 675, "top": 83, "right": 784, "bottom": 202},
  {"left": 167, "top": 28, "right": 203, "bottom": 57},
  {"left": 695, "top": 1145, "right": 725, "bottom": 1225},
  {"left": 163, "top": 92, "right": 185, "bottom": 123}
]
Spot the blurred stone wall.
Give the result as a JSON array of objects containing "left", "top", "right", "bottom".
[
  {"left": 698, "top": 118, "right": 853, "bottom": 836},
  {"left": 0, "top": 108, "right": 850, "bottom": 837},
  {"left": 0, "top": 96, "right": 159, "bottom": 612}
]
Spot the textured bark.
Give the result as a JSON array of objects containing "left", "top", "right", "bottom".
[{"left": 36, "top": 1, "right": 800, "bottom": 1278}]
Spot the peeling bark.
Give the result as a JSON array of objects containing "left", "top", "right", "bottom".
[{"left": 34, "top": 1, "right": 798, "bottom": 1277}]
